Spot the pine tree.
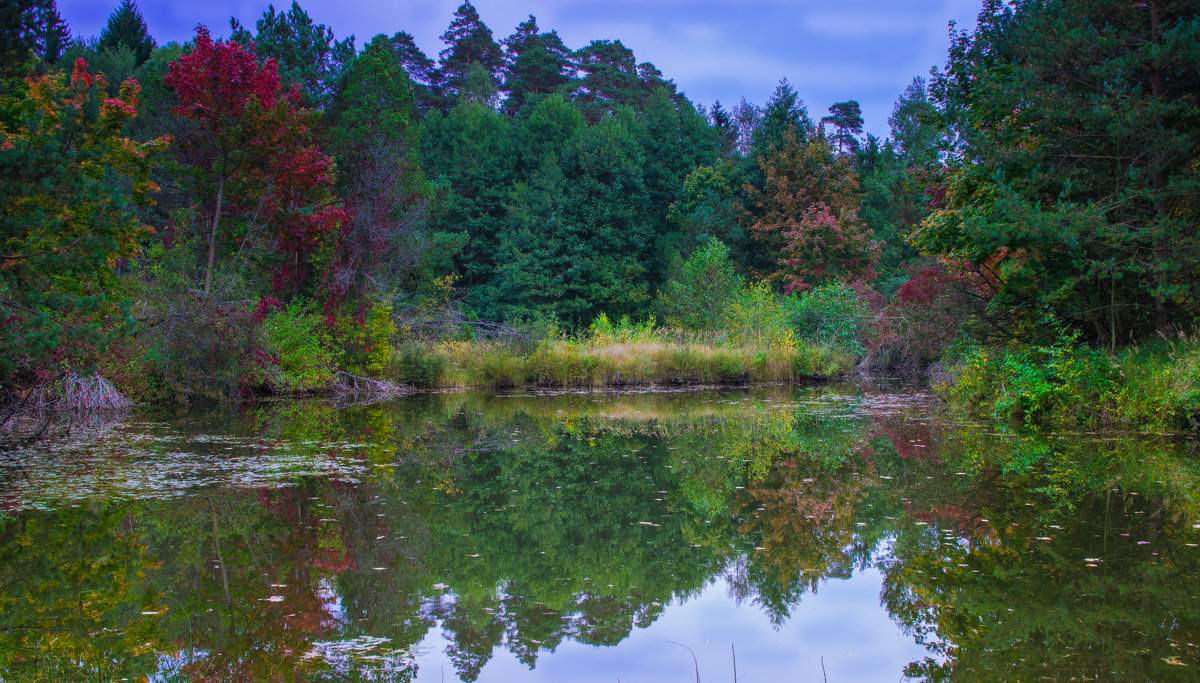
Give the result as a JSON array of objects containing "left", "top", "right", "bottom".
[
  {"left": 570, "top": 39, "right": 638, "bottom": 122},
  {"left": 326, "top": 35, "right": 425, "bottom": 306},
  {"left": 752, "top": 79, "right": 811, "bottom": 154},
  {"left": 915, "top": 0, "right": 1200, "bottom": 343},
  {"left": 386, "top": 31, "right": 439, "bottom": 111},
  {"left": 0, "top": 0, "right": 42, "bottom": 78},
  {"left": 34, "top": 1, "right": 69, "bottom": 64},
  {"left": 437, "top": 1, "right": 502, "bottom": 103},
  {"left": 98, "top": 0, "right": 154, "bottom": 67},
  {"left": 228, "top": 1, "right": 354, "bottom": 108},
  {"left": 710, "top": 100, "right": 738, "bottom": 158},
  {"left": 500, "top": 15, "right": 572, "bottom": 114},
  {"left": 822, "top": 100, "right": 863, "bottom": 155}
]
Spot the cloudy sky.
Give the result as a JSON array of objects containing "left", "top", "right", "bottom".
[{"left": 57, "top": 0, "right": 984, "bottom": 137}]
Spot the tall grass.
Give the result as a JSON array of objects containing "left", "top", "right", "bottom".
[{"left": 389, "top": 335, "right": 853, "bottom": 390}]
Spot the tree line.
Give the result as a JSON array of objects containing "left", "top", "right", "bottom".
[{"left": 1, "top": 0, "right": 1197, "bottom": 399}]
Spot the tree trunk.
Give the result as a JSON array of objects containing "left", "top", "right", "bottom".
[{"left": 203, "top": 176, "right": 225, "bottom": 295}]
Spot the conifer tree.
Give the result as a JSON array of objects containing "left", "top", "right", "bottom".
[
  {"left": 752, "top": 79, "right": 811, "bottom": 154},
  {"left": 98, "top": 0, "right": 154, "bottom": 67},
  {"left": 437, "top": 1, "right": 502, "bottom": 103},
  {"left": 500, "top": 15, "right": 572, "bottom": 114},
  {"left": 915, "top": 0, "right": 1200, "bottom": 343},
  {"left": 0, "top": 0, "right": 42, "bottom": 78},
  {"left": 570, "top": 39, "right": 638, "bottom": 122},
  {"left": 386, "top": 31, "right": 439, "bottom": 111},
  {"left": 228, "top": 1, "right": 354, "bottom": 108},
  {"left": 34, "top": 1, "right": 69, "bottom": 64},
  {"left": 822, "top": 100, "right": 863, "bottom": 155}
]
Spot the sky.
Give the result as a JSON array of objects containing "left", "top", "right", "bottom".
[{"left": 56, "top": 0, "right": 985, "bottom": 137}]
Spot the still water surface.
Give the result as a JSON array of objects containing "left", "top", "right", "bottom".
[{"left": 1, "top": 384, "right": 1199, "bottom": 681}]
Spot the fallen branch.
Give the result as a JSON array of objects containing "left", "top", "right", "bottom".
[{"left": 334, "top": 371, "right": 411, "bottom": 403}]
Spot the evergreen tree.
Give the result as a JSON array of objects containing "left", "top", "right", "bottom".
[
  {"left": 326, "top": 35, "right": 425, "bottom": 306},
  {"left": 1, "top": 0, "right": 43, "bottom": 78},
  {"left": 752, "top": 79, "right": 811, "bottom": 155},
  {"left": 385, "top": 31, "right": 439, "bottom": 112},
  {"left": 229, "top": 1, "right": 354, "bottom": 108},
  {"left": 710, "top": 100, "right": 738, "bottom": 158},
  {"left": 888, "top": 78, "right": 939, "bottom": 166},
  {"left": 570, "top": 39, "right": 639, "bottom": 122},
  {"left": 98, "top": 0, "right": 154, "bottom": 67},
  {"left": 33, "top": 1, "right": 69, "bottom": 64},
  {"left": 437, "top": 1, "right": 503, "bottom": 104},
  {"left": 822, "top": 100, "right": 863, "bottom": 155},
  {"left": 420, "top": 102, "right": 517, "bottom": 293},
  {"left": 500, "top": 15, "right": 572, "bottom": 114},
  {"left": 0, "top": 60, "right": 167, "bottom": 380},
  {"left": 914, "top": 0, "right": 1200, "bottom": 343}
]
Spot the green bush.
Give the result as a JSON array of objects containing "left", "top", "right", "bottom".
[
  {"left": 259, "top": 303, "right": 336, "bottom": 393},
  {"left": 786, "top": 282, "right": 870, "bottom": 354},
  {"left": 387, "top": 342, "right": 447, "bottom": 388},
  {"left": 719, "top": 281, "right": 795, "bottom": 350},
  {"left": 943, "top": 330, "right": 1114, "bottom": 427},
  {"left": 655, "top": 238, "right": 742, "bottom": 329}
]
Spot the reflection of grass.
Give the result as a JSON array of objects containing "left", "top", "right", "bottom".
[{"left": 419, "top": 339, "right": 853, "bottom": 389}]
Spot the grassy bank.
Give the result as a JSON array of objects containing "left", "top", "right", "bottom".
[
  {"left": 391, "top": 337, "right": 854, "bottom": 389},
  {"left": 940, "top": 334, "right": 1200, "bottom": 431}
]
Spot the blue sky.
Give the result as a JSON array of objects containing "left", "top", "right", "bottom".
[{"left": 56, "top": 0, "right": 984, "bottom": 137}]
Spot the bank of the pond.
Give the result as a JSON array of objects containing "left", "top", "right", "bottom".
[
  {"left": 387, "top": 338, "right": 855, "bottom": 389},
  {"left": 939, "top": 336, "right": 1200, "bottom": 431}
]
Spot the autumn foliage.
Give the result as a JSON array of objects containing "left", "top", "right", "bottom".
[
  {"left": 743, "top": 130, "right": 880, "bottom": 292},
  {"left": 0, "top": 58, "right": 167, "bottom": 380},
  {"left": 165, "top": 26, "right": 343, "bottom": 295}
]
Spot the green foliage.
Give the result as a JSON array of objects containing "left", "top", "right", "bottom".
[
  {"left": 720, "top": 281, "right": 795, "bottom": 350},
  {"left": 787, "top": 282, "right": 871, "bottom": 354},
  {"left": 587, "top": 312, "right": 659, "bottom": 345},
  {"left": 944, "top": 328, "right": 1115, "bottom": 427},
  {"left": 229, "top": 0, "right": 354, "bottom": 107},
  {"left": 655, "top": 238, "right": 741, "bottom": 329},
  {"left": 258, "top": 304, "right": 335, "bottom": 393},
  {"left": 438, "top": 0, "right": 503, "bottom": 103},
  {"left": 98, "top": 0, "right": 154, "bottom": 67},
  {"left": 0, "top": 60, "right": 166, "bottom": 384},
  {"left": 332, "top": 302, "right": 395, "bottom": 377},
  {"left": 387, "top": 341, "right": 447, "bottom": 388},
  {"left": 916, "top": 0, "right": 1200, "bottom": 344},
  {"left": 140, "top": 302, "right": 260, "bottom": 403}
]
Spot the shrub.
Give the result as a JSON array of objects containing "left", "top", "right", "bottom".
[
  {"left": 786, "top": 281, "right": 871, "bottom": 354},
  {"left": 258, "top": 303, "right": 336, "bottom": 393},
  {"left": 720, "top": 282, "right": 795, "bottom": 350},
  {"left": 387, "top": 342, "right": 447, "bottom": 388},
  {"left": 944, "top": 330, "right": 1114, "bottom": 427},
  {"left": 655, "top": 238, "right": 742, "bottom": 329}
]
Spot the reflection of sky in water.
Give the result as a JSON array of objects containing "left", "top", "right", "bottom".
[{"left": 413, "top": 570, "right": 925, "bottom": 682}]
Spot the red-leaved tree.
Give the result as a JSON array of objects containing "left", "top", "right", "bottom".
[
  {"left": 165, "top": 26, "right": 343, "bottom": 295},
  {"left": 742, "top": 130, "right": 880, "bottom": 292}
]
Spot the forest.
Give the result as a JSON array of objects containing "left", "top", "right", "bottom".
[{"left": 2, "top": 0, "right": 1199, "bottom": 429}]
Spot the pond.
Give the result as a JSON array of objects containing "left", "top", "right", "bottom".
[{"left": 1, "top": 384, "right": 1199, "bottom": 681}]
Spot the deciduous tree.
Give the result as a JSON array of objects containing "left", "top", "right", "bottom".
[{"left": 165, "top": 26, "right": 342, "bottom": 296}]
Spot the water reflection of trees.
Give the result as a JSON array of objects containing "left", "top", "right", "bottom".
[
  {"left": 881, "top": 426, "right": 1200, "bottom": 681},
  {"left": 3, "top": 388, "right": 1200, "bottom": 680}
]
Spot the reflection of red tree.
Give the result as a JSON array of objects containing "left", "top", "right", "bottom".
[
  {"left": 874, "top": 413, "right": 941, "bottom": 464},
  {"left": 737, "top": 455, "right": 875, "bottom": 587},
  {"left": 906, "top": 502, "right": 997, "bottom": 542},
  {"left": 179, "top": 487, "right": 353, "bottom": 680}
]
